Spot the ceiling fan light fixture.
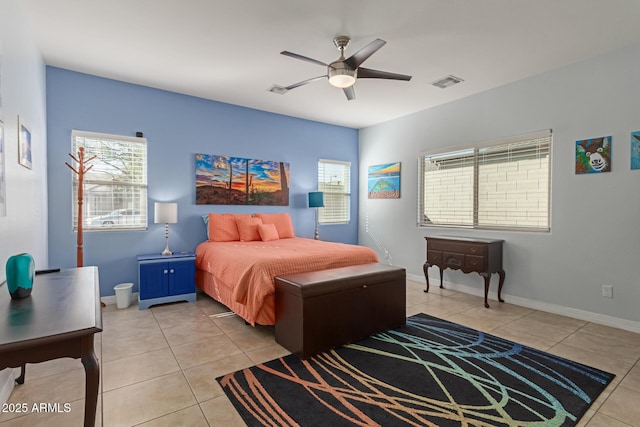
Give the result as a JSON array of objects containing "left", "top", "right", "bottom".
[
  {"left": 328, "top": 74, "right": 356, "bottom": 88},
  {"left": 328, "top": 61, "right": 356, "bottom": 88}
]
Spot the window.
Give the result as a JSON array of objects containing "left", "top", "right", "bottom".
[
  {"left": 72, "top": 130, "right": 148, "bottom": 231},
  {"left": 418, "top": 130, "right": 551, "bottom": 231},
  {"left": 318, "top": 159, "right": 351, "bottom": 224}
]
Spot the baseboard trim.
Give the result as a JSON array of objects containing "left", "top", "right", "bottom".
[{"left": 407, "top": 273, "right": 640, "bottom": 333}]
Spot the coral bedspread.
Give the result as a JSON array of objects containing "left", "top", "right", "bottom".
[{"left": 195, "top": 237, "right": 379, "bottom": 325}]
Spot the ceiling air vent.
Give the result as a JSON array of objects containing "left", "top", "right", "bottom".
[
  {"left": 431, "top": 75, "right": 464, "bottom": 89},
  {"left": 268, "top": 85, "right": 288, "bottom": 95}
]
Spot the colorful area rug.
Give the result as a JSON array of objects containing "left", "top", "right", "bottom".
[{"left": 217, "top": 313, "right": 614, "bottom": 426}]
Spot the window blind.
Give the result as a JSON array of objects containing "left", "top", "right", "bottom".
[
  {"left": 419, "top": 148, "right": 475, "bottom": 226},
  {"left": 418, "top": 130, "right": 551, "bottom": 231},
  {"left": 72, "top": 130, "right": 148, "bottom": 231},
  {"left": 477, "top": 136, "right": 551, "bottom": 229},
  {"left": 318, "top": 159, "right": 351, "bottom": 224}
]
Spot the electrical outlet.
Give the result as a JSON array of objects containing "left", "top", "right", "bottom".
[{"left": 602, "top": 285, "right": 613, "bottom": 298}]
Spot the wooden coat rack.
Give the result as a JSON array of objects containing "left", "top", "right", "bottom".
[{"left": 66, "top": 147, "right": 96, "bottom": 267}]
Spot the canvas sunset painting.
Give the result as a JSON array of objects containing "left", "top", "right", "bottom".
[
  {"left": 368, "top": 162, "right": 401, "bottom": 199},
  {"left": 196, "top": 153, "right": 290, "bottom": 205}
]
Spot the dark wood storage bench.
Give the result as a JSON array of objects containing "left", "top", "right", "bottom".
[{"left": 275, "top": 263, "right": 406, "bottom": 359}]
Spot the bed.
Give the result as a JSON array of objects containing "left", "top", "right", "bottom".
[{"left": 195, "top": 212, "right": 379, "bottom": 325}]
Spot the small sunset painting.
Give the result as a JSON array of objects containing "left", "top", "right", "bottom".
[
  {"left": 368, "top": 162, "right": 401, "bottom": 199},
  {"left": 196, "top": 153, "right": 290, "bottom": 205}
]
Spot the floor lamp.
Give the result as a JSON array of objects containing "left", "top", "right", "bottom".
[
  {"left": 154, "top": 202, "right": 178, "bottom": 255},
  {"left": 308, "top": 191, "right": 324, "bottom": 240}
]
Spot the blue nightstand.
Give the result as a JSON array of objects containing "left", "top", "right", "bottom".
[{"left": 137, "top": 252, "right": 196, "bottom": 309}]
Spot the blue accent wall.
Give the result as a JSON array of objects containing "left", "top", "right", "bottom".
[{"left": 46, "top": 67, "right": 359, "bottom": 297}]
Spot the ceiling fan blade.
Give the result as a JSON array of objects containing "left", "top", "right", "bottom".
[
  {"left": 344, "top": 39, "right": 386, "bottom": 69},
  {"left": 357, "top": 67, "right": 412, "bottom": 81},
  {"left": 343, "top": 86, "right": 355, "bottom": 101},
  {"left": 285, "top": 75, "right": 327, "bottom": 91},
  {"left": 280, "top": 51, "right": 328, "bottom": 67}
]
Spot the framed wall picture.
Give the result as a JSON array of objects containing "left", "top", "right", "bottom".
[
  {"left": 368, "top": 162, "right": 401, "bottom": 199},
  {"left": 575, "top": 136, "right": 611, "bottom": 174},
  {"left": 631, "top": 131, "right": 640, "bottom": 170},
  {"left": 0, "top": 120, "right": 6, "bottom": 217},
  {"left": 18, "top": 116, "right": 32, "bottom": 169},
  {"left": 195, "top": 153, "right": 290, "bottom": 205}
]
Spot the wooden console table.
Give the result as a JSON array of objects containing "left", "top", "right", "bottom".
[
  {"left": 423, "top": 236, "right": 505, "bottom": 308},
  {"left": 0, "top": 267, "right": 102, "bottom": 426}
]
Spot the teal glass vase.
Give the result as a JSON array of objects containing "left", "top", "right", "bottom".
[{"left": 6, "top": 253, "right": 35, "bottom": 299}]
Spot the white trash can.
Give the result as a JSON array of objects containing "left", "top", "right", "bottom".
[{"left": 114, "top": 282, "right": 133, "bottom": 309}]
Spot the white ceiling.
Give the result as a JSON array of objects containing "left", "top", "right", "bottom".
[{"left": 22, "top": 0, "right": 640, "bottom": 129}]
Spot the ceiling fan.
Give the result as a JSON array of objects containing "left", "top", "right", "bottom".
[{"left": 274, "top": 36, "right": 412, "bottom": 100}]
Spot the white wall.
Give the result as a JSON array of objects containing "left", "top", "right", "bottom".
[
  {"left": 359, "top": 43, "right": 640, "bottom": 330},
  {"left": 0, "top": 0, "right": 48, "bottom": 280},
  {"left": 0, "top": 0, "right": 48, "bottom": 403}
]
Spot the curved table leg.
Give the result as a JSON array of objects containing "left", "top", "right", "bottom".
[
  {"left": 480, "top": 272, "right": 491, "bottom": 308},
  {"left": 81, "top": 336, "right": 99, "bottom": 427},
  {"left": 15, "top": 364, "right": 26, "bottom": 385},
  {"left": 423, "top": 262, "right": 430, "bottom": 293},
  {"left": 439, "top": 267, "right": 444, "bottom": 289},
  {"left": 497, "top": 270, "right": 505, "bottom": 303}
]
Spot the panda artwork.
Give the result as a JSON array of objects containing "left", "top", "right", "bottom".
[{"left": 575, "top": 136, "right": 611, "bottom": 174}]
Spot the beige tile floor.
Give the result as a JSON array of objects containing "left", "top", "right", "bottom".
[{"left": 1, "top": 279, "right": 640, "bottom": 426}]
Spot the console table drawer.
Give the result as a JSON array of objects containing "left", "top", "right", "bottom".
[
  {"left": 442, "top": 252, "right": 464, "bottom": 269},
  {"left": 427, "top": 250, "right": 442, "bottom": 265},
  {"left": 431, "top": 240, "right": 487, "bottom": 256},
  {"left": 465, "top": 255, "right": 485, "bottom": 271}
]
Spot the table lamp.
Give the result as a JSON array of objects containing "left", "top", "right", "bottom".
[
  {"left": 308, "top": 191, "right": 324, "bottom": 240},
  {"left": 154, "top": 202, "right": 177, "bottom": 255}
]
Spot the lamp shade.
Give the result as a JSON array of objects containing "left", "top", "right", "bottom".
[
  {"left": 154, "top": 202, "right": 177, "bottom": 224},
  {"left": 308, "top": 192, "right": 324, "bottom": 208}
]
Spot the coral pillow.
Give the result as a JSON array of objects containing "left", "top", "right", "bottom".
[
  {"left": 254, "top": 213, "right": 295, "bottom": 238},
  {"left": 207, "top": 213, "right": 251, "bottom": 242},
  {"left": 236, "top": 216, "right": 263, "bottom": 242},
  {"left": 257, "top": 223, "right": 279, "bottom": 242}
]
